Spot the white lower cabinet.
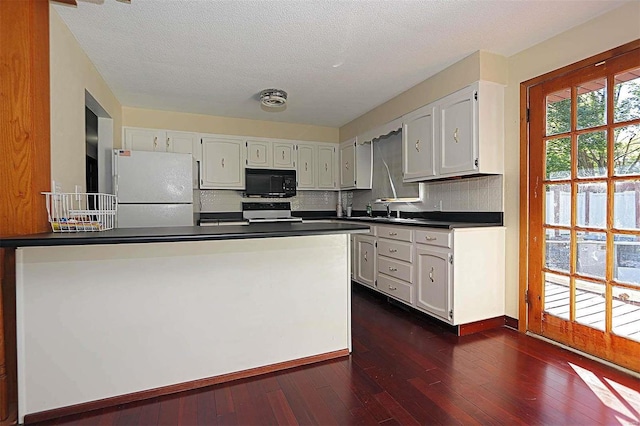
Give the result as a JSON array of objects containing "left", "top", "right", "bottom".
[
  {"left": 376, "top": 225, "right": 414, "bottom": 304},
  {"left": 352, "top": 223, "right": 505, "bottom": 327},
  {"left": 355, "top": 234, "right": 376, "bottom": 289},
  {"left": 415, "top": 246, "right": 451, "bottom": 322},
  {"left": 377, "top": 274, "right": 413, "bottom": 304}
]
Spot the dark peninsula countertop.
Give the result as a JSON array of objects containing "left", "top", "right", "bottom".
[{"left": 0, "top": 222, "right": 370, "bottom": 248}]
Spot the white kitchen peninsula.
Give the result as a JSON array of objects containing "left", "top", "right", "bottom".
[{"left": 3, "top": 223, "right": 368, "bottom": 423}]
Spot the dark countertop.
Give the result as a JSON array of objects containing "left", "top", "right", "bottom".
[
  {"left": 333, "top": 216, "right": 502, "bottom": 229},
  {"left": 199, "top": 210, "right": 503, "bottom": 229},
  {"left": 0, "top": 222, "right": 370, "bottom": 248}
]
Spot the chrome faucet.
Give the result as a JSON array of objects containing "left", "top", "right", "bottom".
[{"left": 385, "top": 203, "right": 391, "bottom": 218}]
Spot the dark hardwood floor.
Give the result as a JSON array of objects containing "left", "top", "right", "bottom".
[{"left": 34, "top": 285, "right": 640, "bottom": 426}]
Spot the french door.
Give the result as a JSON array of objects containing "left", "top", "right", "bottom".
[{"left": 527, "top": 47, "right": 640, "bottom": 372}]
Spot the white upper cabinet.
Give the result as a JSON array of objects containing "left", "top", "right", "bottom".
[
  {"left": 123, "top": 128, "right": 166, "bottom": 152},
  {"left": 339, "top": 138, "right": 372, "bottom": 190},
  {"left": 402, "top": 104, "right": 436, "bottom": 182},
  {"left": 339, "top": 140, "right": 356, "bottom": 188},
  {"left": 401, "top": 80, "right": 504, "bottom": 181},
  {"left": 246, "top": 140, "right": 271, "bottom": 168},
  {"left": 296, "top": 143, "right": 316, "bottom": 189},
  {"left": 166, "top": 131, "right": 198, "bottom": 156},
  {"left": 296, "top": 142, "right": 338, "bottom": 190},
  {"left": 439, "top": 86, "right": 476, "bottom": 175},
  {"left": 124, "top": 128, "right": 199, "bottom": 157},
  {"left": 273, "top": 141, "right": 296, "bottom": 169},
  {"left": 200, "top": 137, "right": 245, "bottom": 189},
  {"left": 317, "top": 144, "right": 337, "bottom": 189},
  {"left": 246, "top": 139, "right": 296, "bottom": 169}
]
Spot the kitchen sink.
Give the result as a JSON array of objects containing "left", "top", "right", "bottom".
[{"left": 348, "top": 216, "right": 423, "bottom": 224}]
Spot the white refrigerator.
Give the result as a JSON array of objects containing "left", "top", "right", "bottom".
[{"left": 113, "top": 150, "right": 199, "bottom": 228}]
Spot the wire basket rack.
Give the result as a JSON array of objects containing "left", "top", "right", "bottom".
[{"left": 43, "top": 192, "right": 117, "bottom": 232}]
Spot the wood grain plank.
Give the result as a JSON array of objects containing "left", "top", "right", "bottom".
[
  {"left": 195, "top": 391, "right": 217, "bottom": 426},
  {"left": 266, "top": 389, "right": 298, "bottom": 426}
]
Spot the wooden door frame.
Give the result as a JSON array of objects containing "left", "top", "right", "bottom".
[{"left": 519, "top": 39, "right": 640, "bottom": 333}]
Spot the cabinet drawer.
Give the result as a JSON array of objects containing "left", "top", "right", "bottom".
[
  {"left": 377, "top": 239, "right": 413, "bottom": 262},
  {"left": 377, "top": 274, "right": 413, "bottom": 304},
  {"left": 377, "top": 226, "right": 413, "bottom": 242},
  {"left": 415, "top": 228, "right": 451, "bottom": 248},
  {"left": 377, "top": 257, "right": 412, "bottom": 283}
]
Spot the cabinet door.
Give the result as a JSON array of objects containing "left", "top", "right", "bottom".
[
  {"left": 166, "top": 131, "right": 197, "bottom": 155},
  {"left": 355, "top": 236, "right": 376, "bottom": 288},
  {"left": 415, "top": 247, "right": 451, "bottom": 322},
  {"left": 201, "top": 138, "right": 244, "bottom": 189},
  {"left": 403, "top": 104, "right": 436, "bottom": 181},
  {"left": 297, "top": 144, "right": 315, "bottom": 189},
  {"left": 273, "top": 142, "right": 296, "bottom": 169},
  {"left": 124, "top": 128, "right": 165, "bottom": 152},
  {"left": 317, "top": 145, "right": 337, "bottom": 189},
  {"left": 439, "top": 87, "right": 477, "bottom": 176},
  {"left": 246, "top": 140, "right": 271, "bottom": 168},
  {"left": 339, "top": 140, "right": 356, "bottom": 189}
]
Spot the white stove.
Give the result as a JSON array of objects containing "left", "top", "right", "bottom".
[{"left": 242, "top": 202, "right": 303, "bottom": 223}]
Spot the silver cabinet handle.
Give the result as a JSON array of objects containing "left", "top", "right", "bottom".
[
  {"left": 388, "top": 285, "right": 397, "bottom": 291},
  {"left": 256, "top": 149, "right": 260, "bottom": 158},
  {"left": 454, "top": 128, "right": 459, "bottom": 143},
  {"left": 389, "top": 248, "right": 397, "bottom": 253},
  {"left": 415, "top": 139, "right": 420, "bottom": 152},
  {"left": 166, "top": 137, "right": 170, "bottom": 149},
  {"left": 305, "top": 162, "right": 308, "bottom": 171},
  {"left": 389, "top": 232, "right": 397, "bottom": 236},
  {"left": 364, "top": 251, "right": 367, "bottom": 262},
  {"left": 325, "top": 163, "right": 328, "bottom": 172},
  {"left": 429, "top": 266, "right": 434, "bottom": 282},
  {"left": 282, "top": 150, "right": 285, "bottom": 160},
  {"left": 424, "top": 236, "right": 437, "bottom": 241},
  {"left": 345, "top": 161, "right": 349, "bottom": 170},
  {"left": 221, "top": 158, "right": 225, "bottom": 168},
  {"left": 153, "top": 136, "right": 158, "bottom": 148},
  {"left": 388, "top": 267, "right": 397, "bottom": 272}
]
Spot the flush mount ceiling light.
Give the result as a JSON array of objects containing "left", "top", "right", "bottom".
[{"left": 259, "top": 89, "right": 288, "bottom": 108}]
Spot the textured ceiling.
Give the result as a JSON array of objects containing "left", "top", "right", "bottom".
[{"left": 54, "top": 0, "right": 629, "bottom": 128}]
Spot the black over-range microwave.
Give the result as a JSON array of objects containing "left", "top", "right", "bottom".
[{"left": 245, "top": 168, "right": 297, "bottom": 198}]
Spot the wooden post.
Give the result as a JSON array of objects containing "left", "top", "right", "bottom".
[{"left": 0, "top": 0, "right": 51, "bottom": 421}]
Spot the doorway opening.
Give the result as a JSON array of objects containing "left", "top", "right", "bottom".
[{"left": 85, "top": 90, "right": 114, "bottom": 195}]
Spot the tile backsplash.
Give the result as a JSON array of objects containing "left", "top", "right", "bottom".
[
  {"left": 349, "top": 175, "right": 503, "bottom": 212},
  {"left": 200, "top": 175, "right": 502, "bottom": 213},
  {"left": 200, "top": 190, "right": 338, "bottom": 212}
]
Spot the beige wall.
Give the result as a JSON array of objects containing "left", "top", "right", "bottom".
[
  {"left": 339, "top": 51, "right": 507, "bottom": 141},
  {"left": 50, "top": 6, "right": 122, "bottom": 191},
  {"left": 503, "top": 2, "right": 640, "bottom": 318},
  {"left": 122, "top": 107, "right": 339, "bottom": 143}
]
